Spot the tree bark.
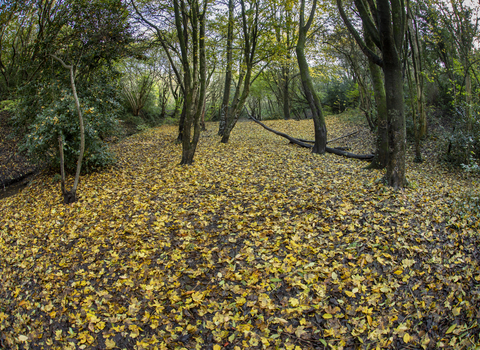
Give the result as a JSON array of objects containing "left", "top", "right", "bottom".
[
  {"left": 51, "top": 54, "right": 84, "bottom": 203},
  {"left": 176, "top": 0, "right": 207, "bottom": 165},
  {"left": 378, "top": 0, "right": 406, "bottom": 188},
  {"left": 218, "top": 0, "right": 234, "bottom": 136},
  {"left": 365, "top": 34, "right": 388, "bottom": 169},
  {"left": 220, "top": 0, "right": 258, "bottom": 144},
  {"left": 296, "top": 0, "right": 327, "bottom": 155},
  {"left": 337, "top": 0, "right": 407, "bottom": 188}
]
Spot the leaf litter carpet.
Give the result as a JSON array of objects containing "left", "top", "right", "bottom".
[{"left": 1, "top": 117, "right": 479, "bottom": 349}]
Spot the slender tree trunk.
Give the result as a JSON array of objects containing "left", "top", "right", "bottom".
[
  {"left": 218, "top": 0, "right": 234, "bottom": 136},
  {"left": 200, "top": 101, "right": 206, "bottom": 131},
  {"left": 296, "top": 0, "right": 327, "bottom": 154},
  {"left": 177, "top": 0, "right": 207, "bottom": 165},
  {"left": 407, "top": 61, "right": 422, "bottom": 162},
  {"left": 220, "top": 0, "right": 258, "bottom": 144},
  {"left": 411, "top": 11, "right": 426, "bottom": 138},
  {"left": 51, "top": 54, "right": 84, "bottom": 203},
  {"left": 466, "top": 70, "right": 472, "bottom": 130},
  {"left": 282, "top": 65, "right": 291, "bottom": 120},
  {"left": 58, "top": 134, "right": 66, "bottom": 196},
  {"left": 177, "top": 104, "right": 186, "bottom": 143}
]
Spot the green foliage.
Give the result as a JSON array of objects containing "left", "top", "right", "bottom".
[
  {"left": 0, "top": 100, "right": 18, "bottom": 113},
  {"left": 445, "top": 103, "right": 480, "bottom": 169},
  {"left": 136, "top": 124, "right": 150, "bottom": 132},
  {"left": 321, "top": 78, "right": 358, "bottom": 114},
  {"left": 17, "top": 75, "right": 120, "bottom": 173}
]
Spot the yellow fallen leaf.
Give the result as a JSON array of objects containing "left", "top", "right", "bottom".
[
  {"left": 367, "top": 315, "right": 372, "bottom": 326},
  {"left": 323, "top": 313, "right": 333, "bottom": 319},
  {"left": 446, "top": 324, "right": 456, "bottom": 334},
  {"left": 236, "top": 297, "right": 246, "bottom": 306},
  {"left": 105, "top": 338, "right": 116, "bottom": 349},
  {"left": 289, "top": 298, "right": 299, "bottom": 307},
  {"left": 394, "top": 270, "right": 403, "bottom": 275},
  {"left": 404, "top": 333, "right": 410, "bottom": 343},
  {"left": 18, "top": 335, "right": 28, "bottom": 342},
  {"left": 345, "top": 290, "right": 356, "bottom": 297},
  {"left": 192, "top": 291, "right": 204, "bottom": 303}
]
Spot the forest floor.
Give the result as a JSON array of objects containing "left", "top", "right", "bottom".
[{"left": 1, "top": 113, "right": 479, "bottom": 350}]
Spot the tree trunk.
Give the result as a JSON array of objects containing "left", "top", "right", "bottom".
[
  {"left": 282, "top": 65, "right": 291, "bottom": 120},
  {"left": 296, "top": 0, "right": 327, "bottom": 154},
  {"left": 177, "top": 0, "right": 207, "bottom": 165},
  {"left": 220, "top": 0, "right": 258, "bottom": 144},
  {"left": 51, "top": 54, "right": 84, "bottom": 203},
  {"left": 379, "top": 0, "right": 406, "bottom": 188},
  {"left": 200, "top": 102, "right": 206, "bottom": 131},
  {"left": 337, "top": 0, "right": 407, "bottom": 188},
  {"left": 218, "top": 0, "right": 234, "bottom": 136},
  {"left": 177, "top": 105, "right": 186, "bottom": 143},
  {"left": 366, "top": 48, "right": 389, "bottom": 169},
  {"left": 407, "top": 61, "right": 422, "bottom": 162}
]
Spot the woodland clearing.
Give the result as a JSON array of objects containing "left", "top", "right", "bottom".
[{"left": 1, "top": 114, "right": 479, "bottom": 350}]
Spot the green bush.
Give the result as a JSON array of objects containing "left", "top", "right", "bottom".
[
  {"left": 22, "top": 90, "right": 118, "bottom": 173},
  {"left": 322, "top": 79, "right": 358, "bottom": 114},
  {"left": 445, "top": 103, "right": 480, "bottom": 170},
  {"left": 0, "top": 99, "right": 18, "bottom": 112}
]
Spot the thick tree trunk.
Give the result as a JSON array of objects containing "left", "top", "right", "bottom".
[
  {"left": 296, "top": 0, "right": 327, "bottom": 155},
  {"left": 383, "top": 55, "right": 406, "bottom": 188},
  {"left": 376, "top": 0, "right": 407, "bottom": 188},
  {"left": 385, "top": 74, "right": 406, "bottom": 186}
]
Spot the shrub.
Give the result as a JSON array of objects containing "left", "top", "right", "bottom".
[
  {"left": 17, "top": 78, "right": 120, "bottom": 173},
  {"left": 445, "top": 103, "right": 480, "bottom": 169}
]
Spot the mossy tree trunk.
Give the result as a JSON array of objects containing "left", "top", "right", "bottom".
[
  {"left": 296, "top": 0, "right": 327, "bottom": 154},
  {"left": 337, "top": 0, "right": 407, "bottom": 188},
  {"left": 366, "top": 29, "right": 388, "bottom": 170}
]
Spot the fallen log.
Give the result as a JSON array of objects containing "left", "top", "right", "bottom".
[
  {"left": 295, "top": 130, "right": 361, "bottom": 144},
  {"left": 249, "top": 116, "right": 374, "bottom": 161}
]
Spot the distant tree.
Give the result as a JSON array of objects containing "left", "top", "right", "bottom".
[{"left": 120, "top": 58, "right": 156, "bottom": 117}]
